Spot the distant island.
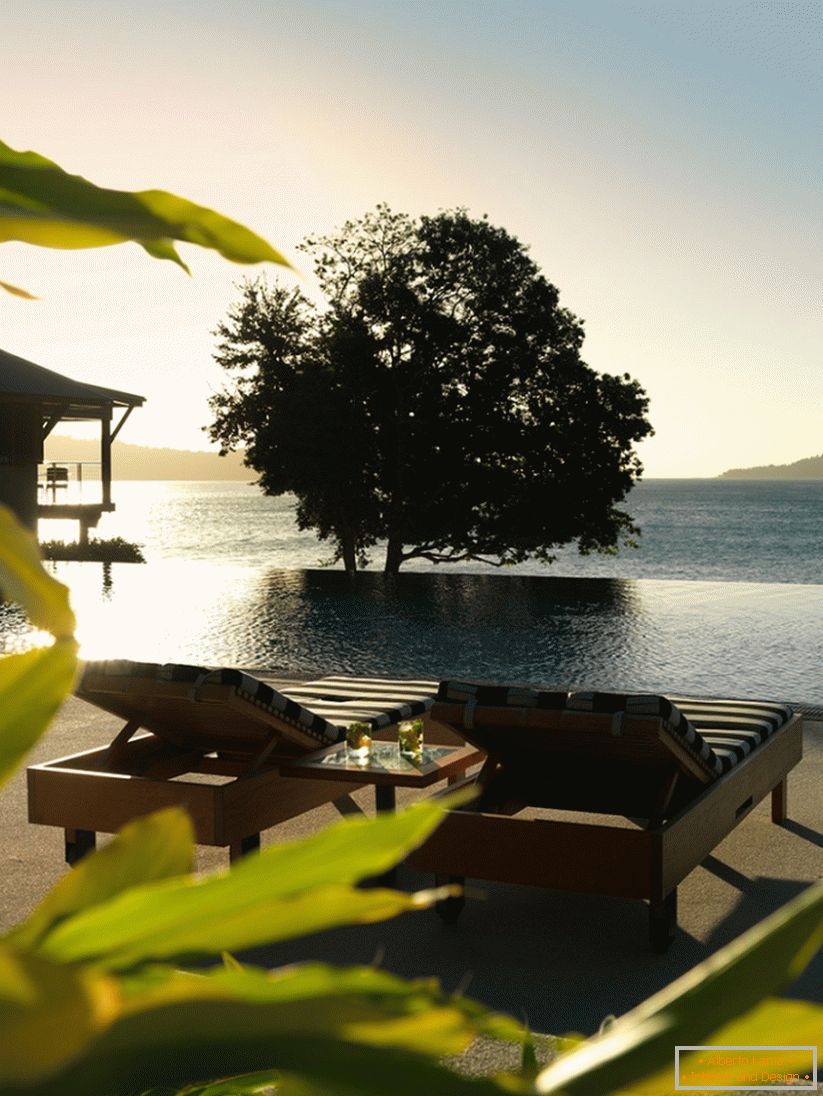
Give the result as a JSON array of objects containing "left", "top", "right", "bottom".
[
  {"left": 719, "top": 453, "right": 823, "bottom": 480},
  {"left": 44, "top": 436, "right": 251, "bottom": 480}
]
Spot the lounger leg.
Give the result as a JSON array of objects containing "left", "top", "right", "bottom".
[
  {"left": 65, "top": 828, "right": 96, "bottom": 865},
  {"left": 649, "top": 889, "right": 677, "bottom": 952},
  {"left": 229, "top": 833, "right": 261, "bottom": 863},
  {"left": 375, "top": 785, "right": 396, "bottom": 813},
  {"left": 771, "top": 778, "right": 788, "bottom": 824},
  {"left": 435, "top": 874, "right": 466, "bottom": 925}
]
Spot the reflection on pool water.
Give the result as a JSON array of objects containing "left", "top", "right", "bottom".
[{"left": 3, "top": 561, "right": 822, "bottom": 706}]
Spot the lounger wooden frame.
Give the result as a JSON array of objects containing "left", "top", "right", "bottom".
[
  {"left": 411, "top": 703, "right": 803, "bottom": 950},
  {"left": 28, "top": 673, "right": 456, "bottom": 864},
  {"left": 27, "top": 732, "right": 356, "bottom": 863}
]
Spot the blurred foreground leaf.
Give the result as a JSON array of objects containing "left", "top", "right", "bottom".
[
  {"left": 1, "top": 796, "right": 525, "bottom": 1096},
  {"left": 42, "top": 882, "right": 455, "bottom": 971},
  {"left": 0, "top": 139, "right": 291, "bottom": 295},
  {"left": 610, "top": 997, "right": 823, "bottom": 1096},
  {"left": 5, "top": 972, "right": 525, "bottom": 1096},
  {"left": 8, "top": 808, "right": 194, "bottom": 951},
  {"left": 166, "top": 1074, "right": 280, "bottom": 1095},
  {"left": 709, "top": 995, "right": 823, "bottom": 1046},
  {"left": 0, "top": 505, "right": 76, "bottom": 783},
  {"left": 0, "top": 642, "right": 77, "bottom": 789},
  {"left": 0, "top": 947, "right": 118, "bottom": 1085},
  {"left": 535, "top": 877, "right": 823, "bottom": 1095},
  {"left": 0, "top": 278, "right": 36, "bottom": 299},
  {"left": 0, "top": 505, "right": 75, "bottom": 637},
  {"left": 119, "top": 962, "right": 522, "bottom": 1052},
  {"left": 33, "top": 795, "right": 471, "bottom": 967}
]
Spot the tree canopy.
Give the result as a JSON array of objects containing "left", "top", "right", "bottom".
[{"left": 208, "top": 205, "right": 653, "bottom": 573}]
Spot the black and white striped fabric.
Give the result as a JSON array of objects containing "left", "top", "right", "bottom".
[
  {"left": 283, "top": 675, "right": 437, "bottom": 728},
  {"left": 436, "top": 680, "right": 793, "bottom": 779},
  {"left": 668, "top": 695, "right": 793, "bottom": 775},
  {"left": 82, "top": 661, "right": 433, "bottom": 746}
]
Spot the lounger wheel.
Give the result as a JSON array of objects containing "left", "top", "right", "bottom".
[
  {"left": 435, "top": 874, "right": 466, "bottom": 925},
  {"left": 649, "top": 890, "right": 677, "bottom": 953}
]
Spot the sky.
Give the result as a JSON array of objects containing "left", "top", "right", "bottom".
[{"left": 2, "top": 0, "right": 821, "bottom": 478}]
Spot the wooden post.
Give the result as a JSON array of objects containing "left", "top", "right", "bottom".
[
  {"left": 649, "top": 888, "right": 677, "bottom": 952},
  {"left": 65, "top": 828, "right": 96, "bottom": 864},
  {"left": 771, "top": 778, "right": 788, "bottom": 823},
  {"left": 229, "top": 833, "right": 261, "bottom": 862},
  {"left": 101, "top": 414, "right": 112, "bottom": 508}
]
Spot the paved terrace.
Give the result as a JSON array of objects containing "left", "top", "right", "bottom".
[{"left": 2, "top": 687, "right": 822, "bottom": 1077}]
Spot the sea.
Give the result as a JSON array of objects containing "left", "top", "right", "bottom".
[{"left": 4, "top": 479, "right": 823, "bottom": 705}]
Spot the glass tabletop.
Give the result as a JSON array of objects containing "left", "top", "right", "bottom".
[{"left": 320, "top": 741, "right": 455, "bottom": 774}]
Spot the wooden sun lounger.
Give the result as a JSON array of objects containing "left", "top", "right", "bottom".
[
  {"left": 28, "top": 662, "right": 447, "bottom": 863},
  {"left": 410, "top": 684, "right": 803, "bottom": 950}
]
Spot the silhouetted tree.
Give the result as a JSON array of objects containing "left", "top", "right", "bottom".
[{"left": 208, "top": 205, "right": 653, "bottom": 573}]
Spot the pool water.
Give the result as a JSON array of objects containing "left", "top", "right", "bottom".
[{"left": 5, "top": 563, "right": 821, "bottom": 707}]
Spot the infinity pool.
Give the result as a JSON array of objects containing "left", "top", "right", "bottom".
[{"left": 4, "top": 563, "right": 822, "bottom": 706}]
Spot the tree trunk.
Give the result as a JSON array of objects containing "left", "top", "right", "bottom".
[
  {"left": 385, "top": 355, "right": 407, "bottom": 576},
  {"left": 384, "top": 535, "right": 404, "bottom": 574},
  {"left": 341, "top": 532, "right": 357, "bottom": 573}
]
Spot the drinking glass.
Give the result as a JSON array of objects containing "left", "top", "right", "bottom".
[
  {"left": 398, "top": 718, "right": 424, "bottom": 760},
  {"left": 346, "top": 721, "right": 372, "bottom": 762}
]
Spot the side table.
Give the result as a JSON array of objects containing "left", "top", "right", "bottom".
[{"left": 280, "top": 740, "right": 484, "bottom": 812}]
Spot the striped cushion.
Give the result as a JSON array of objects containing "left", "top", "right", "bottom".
[
  {"left": 82, "top": 661, "right": 433, "bottom": 747},
  {"left": 437, "top": 681, "right": 569, "bottom": 710},
  {"left": 436, "top": 681, "right": 794, "bottom": 778},
  {"left": 669, "top": 696, "right": 793, "bottom": 774},
  {"left": 83, "top": 660, "right": 341, "bottom": 745}
]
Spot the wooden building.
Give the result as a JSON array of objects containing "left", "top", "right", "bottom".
[{"left": 0, "top": 348, "right": 144, "bottom": 539}]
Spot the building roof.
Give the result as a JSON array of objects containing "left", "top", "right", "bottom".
[{"left": 0, "top": 347, "right": 144, "bottom": 416}]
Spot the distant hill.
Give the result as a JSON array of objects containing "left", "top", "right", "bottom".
[
  {"left": 44, "top": 436, "right": 252, "bottom": 480},
  {"left": 719, "top": 453, "right": 823, "bottom": 479}
]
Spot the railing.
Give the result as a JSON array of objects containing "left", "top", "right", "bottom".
[{"left": 38, "top": 461, "right": 103, "bottom": 505}]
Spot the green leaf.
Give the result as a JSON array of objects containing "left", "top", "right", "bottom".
[
  {"left": 0, "top": 506, "right": 76, "bottom": 785},
  {"left": 0, "top": 946, "right": 118, "bottom": 1085},
  {"left": 520, "top": 1030, "right": 539, "bottom": 1081},
  {"left": 119, "top": 963, "right": 523, "bottom": 1050},
  {"left": 8, "top": 808, "right": 194, "bottom": 951},
  {"left": 606, "top": 998, "right": 823, "bottom": 1096},
  {"left": 0, "top": 641, "right": 77, "bottom": 788},
  {"left": 0, "top": 139, "right": 292, "bottom": 271},
  {"left": 34, "top": 796, "right": 470, "bottom": 968},
  {"left": 171, "top": 1073, "right": 281, "bottom": 1095},
  {"left": 5, "top": 963, "right": 527, "bottom": 1096},
  {"left": 0, "top": 504, "right": 75, "bottom": 636},
  {"left": 709, "top": 995, "right": 823, "bottom": 1047},
  {"left": 14, "top": 1036, "right": 526, "bottom": 1096},
  {"left": 137, "top": 190, "right": 290, "bottom": 267},
  {"left": 535, "top": 877, "right": 823, "bottom": 1095},
  {"left": 0, "top": 278, "right": 37, "bottom": 298},
  {"left": 42, "top": 882, "right": 451, "bottom": 971}
]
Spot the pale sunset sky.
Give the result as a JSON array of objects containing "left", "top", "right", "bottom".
[{"left": 3, "top": 1, "right": 820, "bottom": 478}]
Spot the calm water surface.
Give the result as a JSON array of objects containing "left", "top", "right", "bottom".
[
  {"left": 5, "top": 479, "right": 823, "bottom": 704},
  {"left": 37, "top": 478, "right": 823, "bottom": 583}
]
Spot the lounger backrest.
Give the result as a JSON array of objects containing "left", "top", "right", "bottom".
[
  {"left": 77, "top": 661, "right": 430, "bottom": 757},
  {"left": 435, "top": 681, "right": 794, "bottom": 783},
  {"left": 665, "top": 695, "right": 794, "bottom": 774}
]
